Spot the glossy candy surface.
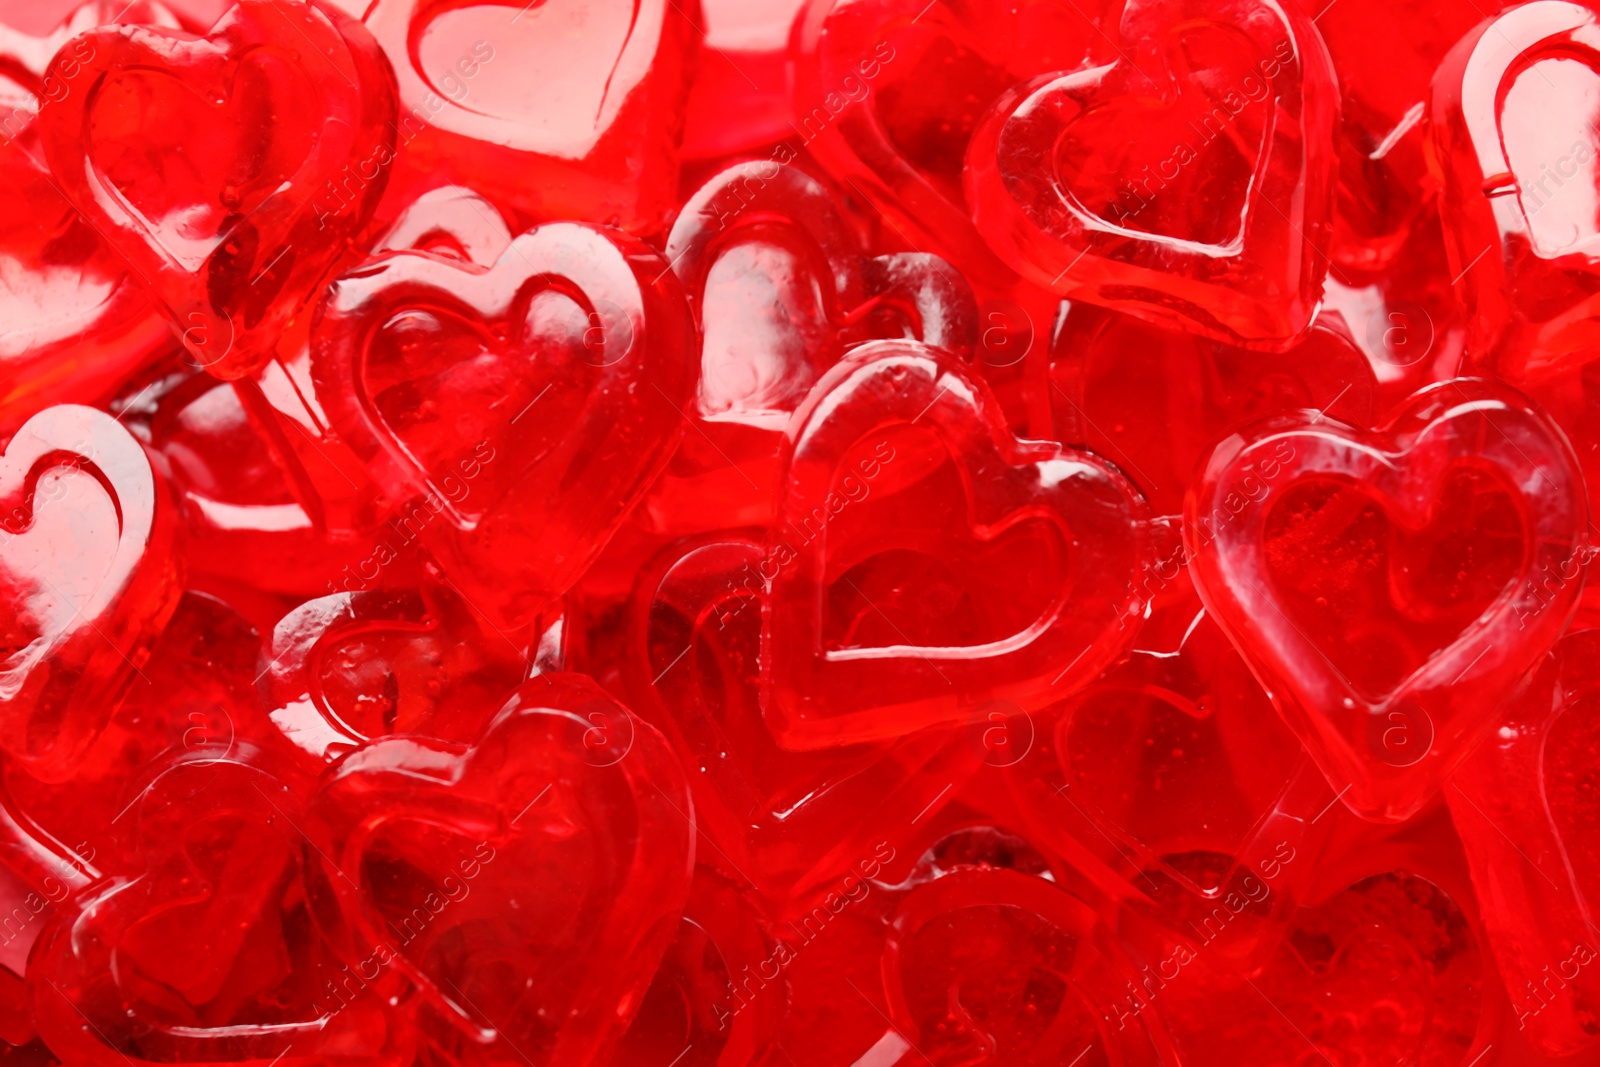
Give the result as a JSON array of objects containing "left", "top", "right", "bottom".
[
  {"left": 791, "top": 0, "right": 1109, "bottom": 297},
  {"left": 0, "top": 404, "right": 179, "bottom": 780},
  {"left": 1432, "top": 0, "right": 1600, "bottom": 384},
  {"left": 1187, "top": 380, "right": 1589, "bottom": 821},
  {"left": 32, "top": 751, "right": 415, "bottom": 1067},
  {"left": 312, "top": 220, "right": 694, "bottom": 633},
  {"left": 0, "top": 0, "right": 1590, "bottom": 1063},
  {"left": 1048, "top": 306, "right": 1378, "bottom": 518},
  {"left": 1451, "top": 628, "right": 1600, "bottom": 1056},
  {"left": 624, "top": 530, "right": 979, "bottom": 902},
  {"left": 361, "top": 0, "right": 700, "bottom": 233},
  {"left": 261, "top": 581, "right": 526, "bottom": 767},
  {"left": 763, "top": 341, "right": 1153, "bottom": 748},
  {"left": 966, "top": 0, "right": 1339, "bottom": 347},
  {"left": 1310, "top": 0, "right": 1481, "bottom": 274},
  {"left": 646, "top": 160, "right": 975, "bottom": 536},
  {"left": 307, "top": 674, "right": 693, "bottom": 1067},
  {"left": 36, "top": 0, "right": 397, "bottom": 379},
  {"left": 0, "top": 2, "right": 177, "bottom": 430}
]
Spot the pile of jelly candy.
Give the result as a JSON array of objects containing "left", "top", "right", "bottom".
[{"left": 3, "top": 0, "right": 1600, "bottom": 1062}]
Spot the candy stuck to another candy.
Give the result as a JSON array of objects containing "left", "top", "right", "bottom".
[{"left": 644, "top": 159, "right": 975, "bottom": 536}]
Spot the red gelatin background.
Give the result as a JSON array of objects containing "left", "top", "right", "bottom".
[{"left": 0, "top": 0, "right": 1591, "bottom": 1064}]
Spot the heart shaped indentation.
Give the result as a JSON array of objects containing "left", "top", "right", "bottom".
[
  {"left": 1259, "top": 469, "right": 1523, "bottom": 702},
  {"left": 966, "top": 0, "right": 1338, "bottom": 346},
  {"left": 264, "top": 584, "right": 525, "bottom": 765},
  {"left": 86, "top": 58, "right": 320, "bottom": 276},
  {"left": 37, "top": 0, "right": 398, "bottom": 378},
  {"left": 1050, "top": 22, "right": 1276, "bottom": 250},
  {"left": 764, "top": 341, "right": 1151, "bottom": 749},
  {"left": 30, "top": 749, "right": 413, "bottom": 1066},
  {"left": 0, "top": 3, "right": 180, "bottom": 429},
  {"left": 1159, "top": 870, "right": 1486, "bottom": 1067},
  {"left": 625, "top": 533, "right": 975, "bottom": 901},
  {"left": 363, "top": 0, "right": 697, "bottom": 229},
  {"left": 312, "top": 221, "right": 693, "bottom": 630},
  {"left": 5, "top": 592, "right": 265, "bottom": 876},
  {"left": 881, "top": 866, "right": 1145, "bottom": 1067},
  {"left": 414, "top": 0, "right": 640, "bottom": 157},
  {"left": 361, "top": 296, "right": 595, "bottom": 522},
  {"left": 1187, "top": 378, "right": 1589, "bottom": 821},
  {"left": 646, "top": 161, "right": 977, "bottom": 537},
  {"left": 308, "top": 674, "right": 693, "bottom": 1067}
]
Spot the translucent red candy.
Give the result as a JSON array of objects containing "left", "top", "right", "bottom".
[
  {"left": 0, "top": 405, "right": 178, "bottom": 779},
  {"left": 622, "top": 530, "right": 981, "bottom": 902},
  {"left": 967, "top": 0, "right": 1340, "bottom": 347},
  {"left": 0, "top": 0, "right": 1592, "bottom": 1063},
  {"left": 361, "top": 0, "right": 700, "bottom": 233},
  {"left": 0, "top": 1, "right": 178, "bottom": 430},
  {"left": 311, "top": 218, "right": 692, "bottom": 632},
  {"left": 1452, "top": 628, "right": 1600, "bottom": 1055},
  {"left": 1048, "top": 305, "right": 1378, "bottom": 518},
  {"left": 31, "top": 747, "right": 414, "bottom": 1066},
  {"left": 36, "top": 0, "right": 396, "bottom": 379},
  {"left": 641, "top": 159, "right": 976, "bottom": 537},
  {"left": 764, "top": 341, "right": 1153, "bottom": 747},
  {"left": 1187, "top": 379, "right": 1588, "bottom": 821},
  {"left": 792, "top": 0, "right": 1111, "bottom": 298},
  {"left": 1432, "top": 0, "right": 1600, "bottom": 383},
  {"left": 1310, "top": 0, "right": 1483, "bottom": 273},
  {"left": 306, "top": 674, "right": 693, "bottom": 1067}
]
